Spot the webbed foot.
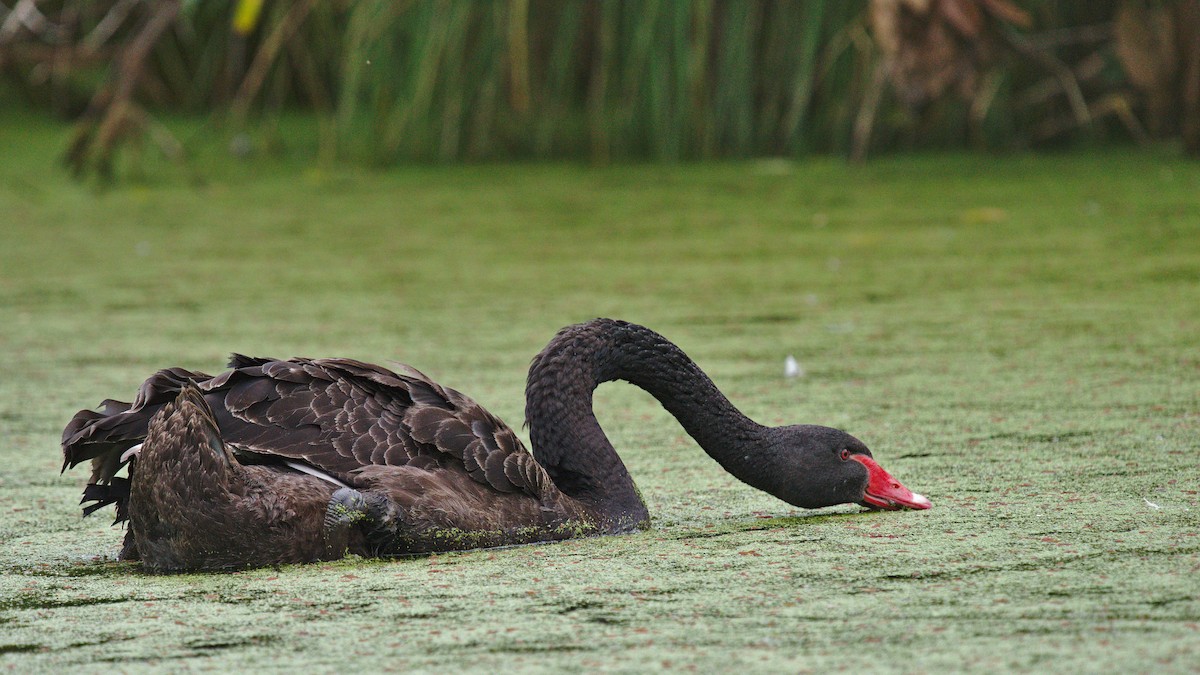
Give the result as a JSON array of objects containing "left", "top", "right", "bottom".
[
  {"left": 323, "top": 487, "right": 398, "bottom": 558},
  {"left": 323, "top": 487, "right": 371, "bottom": 558}
]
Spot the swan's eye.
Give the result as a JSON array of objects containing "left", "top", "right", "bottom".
[{"left": 839, "top": 448, "right": 851, "bottom": 461}]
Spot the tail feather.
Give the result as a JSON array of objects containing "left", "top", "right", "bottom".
[
  {"left": 61, "top": 408, "right": 150, "bottom": 472},
  {"left": 61, "top": 366, "right": 212, "bottom": 518},
  {"left": 81, "top": 477, "right": 132, "bottom": 523}
]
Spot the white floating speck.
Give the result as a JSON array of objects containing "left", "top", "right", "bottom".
[
  {"left": 784, "top": 355, "right": 804, "bottom": 378},
  {"left": 1143, "top": 497, "right": 1161, "bottom": 510}
]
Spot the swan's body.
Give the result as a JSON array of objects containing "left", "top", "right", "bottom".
[{"left": 62, "top": 319, "right": 929, "bottom": 571}]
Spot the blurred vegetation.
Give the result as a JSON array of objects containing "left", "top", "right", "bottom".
[{"left": 0, "top": 0, "right": 1197, "bottom": 174}]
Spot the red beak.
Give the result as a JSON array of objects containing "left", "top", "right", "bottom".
[{"left": 849, "top": 455, "right": 932, "bottom": 510}]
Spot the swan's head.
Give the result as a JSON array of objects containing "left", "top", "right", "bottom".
[{"left": 761, "top": 425, "right": 931, "bottom": 511}]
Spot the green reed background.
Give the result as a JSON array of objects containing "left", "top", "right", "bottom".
[{"left": 7, "top": 1, "right": 1126, "bottom": 163}]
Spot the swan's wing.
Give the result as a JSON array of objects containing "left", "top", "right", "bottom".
[
  {"left": 62, "top": 356, "right": 553, "bottom": 509},
  {"left": 198, "top": 357, "right": 424, "bottom": 475},
  {"left": 288, "top": 358, "right": 553, "bottom": 497},
  {"left": 399, "top": 371, "right": 554, "bottom": 497}
]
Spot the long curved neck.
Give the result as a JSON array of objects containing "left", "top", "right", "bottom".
[{"left": 525, "top": 319, "right": 766, "bottom": 530}]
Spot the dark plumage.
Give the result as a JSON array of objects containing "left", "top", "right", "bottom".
[
  {"left": 126, "top": 383, "right": 348, "bottom": 572},
  {"left": 62, "top": 319, "right": 929, "bottom": 570}
]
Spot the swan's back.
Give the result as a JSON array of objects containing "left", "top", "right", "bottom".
[{"left": 63, "top": 355, "right": 562, "bottom": 524}]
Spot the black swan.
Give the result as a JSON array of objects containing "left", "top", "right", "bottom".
[{"left": 62, "top": 318, "right": 930, "bottom": 570}]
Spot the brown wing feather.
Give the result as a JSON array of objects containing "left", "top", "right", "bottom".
[
  {"left": 399, "top": 370, "right": 544, "bottom": 497},
  {"left": 63, "top": 355, "right": 560, "bottom": 520}
]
